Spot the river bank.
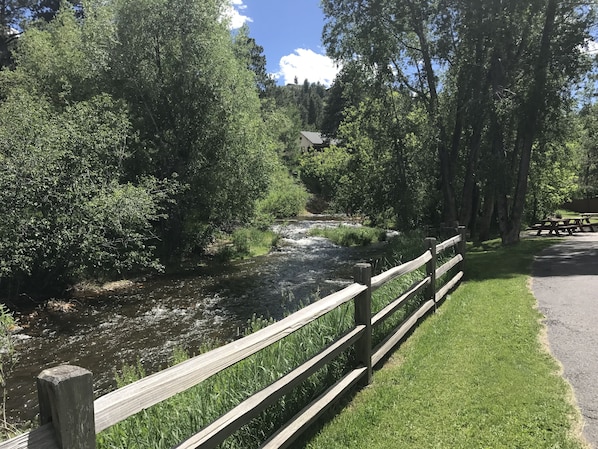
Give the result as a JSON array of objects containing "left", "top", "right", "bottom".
[{"left": 4, "top": 217, "right": 396, "bottom": 428}]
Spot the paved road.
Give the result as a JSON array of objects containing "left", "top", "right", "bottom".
[{"left": 532, "top": 233, "right": 598, "bottom": 448}]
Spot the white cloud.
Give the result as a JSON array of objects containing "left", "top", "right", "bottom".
[
  {"left": 275, "top": 49, "right": 341, "bottom": 87},
  {"left": 222, "top": 0, "right": 252, "bottom": 30},
  {"left": 583, "top": 39, "right": 598, "bottom": 55}
]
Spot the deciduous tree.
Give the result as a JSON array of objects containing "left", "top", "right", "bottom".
[
  {"left": 0, "top": 91, "right": 176, "bottom": 296},
  {"left": 321, "top": 0, "right": 594, "bottom": 243},
  {"left": 111, "top": 0, "right": 274, "bottom": 254}
]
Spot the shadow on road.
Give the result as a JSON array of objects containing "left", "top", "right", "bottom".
[{"left": 532, "top": 237, "right": 598, "bottom": 278}]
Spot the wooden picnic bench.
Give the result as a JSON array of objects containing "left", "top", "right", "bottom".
[
  {"left": 531, "top": 217, "right": 588, "bottom": 236},
  {"left": 580, "top": 213, "right": 598, "bottom": 231}
]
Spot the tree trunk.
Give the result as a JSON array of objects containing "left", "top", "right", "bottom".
[
  {"left": 459, "top": 118, "right": 483, "bottom": 228},
  {"left": 408, "top": 0, "right": 457, "bottom": 223},
  {"left": 500, "top": 0, "right": 557, "bottom": 244},
  {"left": 487, "top": 45, "right": 511, "bottom": 241},
  {"left": 459, "top": 39, "right": 489, "bottom": 229},
  {"left": 478, "top": 186, "right": 495, "bottom": 242}
]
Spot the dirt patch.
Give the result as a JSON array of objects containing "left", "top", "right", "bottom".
[
  {"left": 70, "top": 279, "right": 136, "bottom": 297},
  {"left": 46, "top": 299, "right": 77, "bottom": 313}
]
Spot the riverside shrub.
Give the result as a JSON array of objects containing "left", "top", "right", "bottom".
[{"left": 257, "top": 168, "right": 308, "bottom": 220}]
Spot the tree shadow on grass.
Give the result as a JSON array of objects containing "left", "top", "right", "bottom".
[
  {"left": 465, "top": 238, "right": 556, "bottom": 282},
  {"left": 467, "top": 236, "right": 598, "bottom": 281}
]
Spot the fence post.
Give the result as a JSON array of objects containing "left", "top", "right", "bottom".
[
  {"left": 37, "top": 365, "right": 96, "bottom": 449},
  {"left": 353, "top": 263, "right": 372, "bottom": 386},
  {"left": 458, "top": 226, "right": 467, "bottom": 273},
  {"left": 425, "top": 237, "right": 437, "bottom": 311}
]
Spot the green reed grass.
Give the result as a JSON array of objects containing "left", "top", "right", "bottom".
[
  {"left": 97, "top": 302, "right": 358, "bottom": 449},
  {"left": 231, "top": 227, "right": 280, "bottom": 258},
  {"left": 97, "top": 232, "right": 457, "bottom": 448},
  {"left": 308, "top": 225, "right": 387, "bottom": 247}
]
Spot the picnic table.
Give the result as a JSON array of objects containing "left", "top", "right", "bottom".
[
  {"left": 578, "top": 214, "right": 598, "bottom": 232},
  {"left": 531, "top": 217, "right": 595, "bottom": 236}
]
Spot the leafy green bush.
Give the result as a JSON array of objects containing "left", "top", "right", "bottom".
[
  {"left": 0, "top": 305, "right": 16, "bottom": 438},
  {"left": 257, "top": 168, "right": 308, "bottom": 220},
  {"left": 231, "top": 228, "right": 279, "bottom": 258},
  {"left": 299, "top": 146, "right": 349, "bottom": 202},
  {"left": 0, "top": 92, "right": 178, "bottom": 297}
]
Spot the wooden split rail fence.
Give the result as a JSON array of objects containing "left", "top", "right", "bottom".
[{"left": 2, "top": 227, "right": 467, "bottom": 449}]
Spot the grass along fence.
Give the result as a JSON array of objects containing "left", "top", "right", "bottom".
[{"left": 1, "top": 227, "right": 466, "bottom": 449}]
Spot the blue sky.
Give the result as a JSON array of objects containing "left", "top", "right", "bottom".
[
  {"left": 225, "top": 0, "right": 341, "bottom": 86},
  {"left": 224, "top": 2, "right": 598, "bottom": 88}
]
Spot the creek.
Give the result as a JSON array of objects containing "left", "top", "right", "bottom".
[{"left": 7, "top": 217, "right": 395, "bottom": 426}]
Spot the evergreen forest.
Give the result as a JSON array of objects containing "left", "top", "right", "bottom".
[{"left": 0, "top": 0, "right": 597, "bottom": 300}]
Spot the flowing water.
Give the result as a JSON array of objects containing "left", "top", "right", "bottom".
[{"left": 7, "top": 218, "right": 394, "bottom": 426}]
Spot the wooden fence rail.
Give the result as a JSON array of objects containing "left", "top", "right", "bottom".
[{"left": 1, "top": 226, "right": 467, "bottom": 449}]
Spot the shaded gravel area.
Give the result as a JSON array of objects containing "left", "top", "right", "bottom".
[{"left": 532, "top": 233, "right": 598, "bottom": 448}]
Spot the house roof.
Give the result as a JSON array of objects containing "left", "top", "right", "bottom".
[{"left": 300, "top": 131, "right": 325, "bottom": 146}]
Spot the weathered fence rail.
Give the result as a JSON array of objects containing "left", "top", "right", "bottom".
[{"left": 2, "top": 227, "right": 467, "bottom": 449}]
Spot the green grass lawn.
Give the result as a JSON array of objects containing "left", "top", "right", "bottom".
[
  {"left": 304, "top": 238, "right": 588, "bottom": 449},
  {"left": 555, "top": 209, "right": 580, "bottom": 218}
]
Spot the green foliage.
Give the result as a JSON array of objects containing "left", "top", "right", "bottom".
[
  {"left": 341, "top": 97, "right": 434, "bottom": 228},
  {"left": 260, "top": 98, "right": 302, "bottom": 169},
  {"left": 0, "top": 90, "right": 176, "bottom": 295},
  {"left": 308, "top": 225, "right": 387, "bottom": 247},
  {"left": 6, "top": 2, "right": 113, "bottom": 104},
  {"left": 270, "top": 81, "right": 328, "bottom": 131},
  {"left": 320, "top": 62, "right": 370, "bottom": 138},
  {"left": 111, "top": 0, "right": 274, "bottom": 251},
  {"left": 299, "top": 145, "right": 350, "bottom": 203},
  {"left": 80, "top": 177, "right": 177, "bottom": 275},
  {"left": 576, "top": 102, "right": 598, "bottom": 198},
  {"left": 230, "top": 228, "right": 279, "bottom": 258},
  {"left": 0, "top": 0, "right": 285, "bottom": 295},
  {"left": 527, "top": 138, "right": 580, "bottom": 223},
  {"left": 0, "top": 0, "right": 28, "bottom": 68},
  {"left": 0, "top": 305, "right": 16, "bottom": 436},
  {"left": 302, "top": 92, "right": 435, "bottom": 227},
  {"left": 256, "top": 168, "right": 308, "bottom": 220},
  {"left": 233, "top": 24, "right": 276, "bottom": 96},
  {"left": 321, "top": 0, "right": 594, "bottom": 241}
]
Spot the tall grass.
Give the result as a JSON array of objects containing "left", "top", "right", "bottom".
[
  {"left": 97, "top": 304, "right": 357, "bottom": 449},
  {"left": 308, "top": 225, "right": 387, "bottom": 247},
  {"left": 97, "top": 231, "right": 452, "bottom": 448},
  {"left": 212, "top": 227, "right": 280, "bottom": 261},
  {"left": 0, "top": 305, "right": 18, "bottom": 439}
]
